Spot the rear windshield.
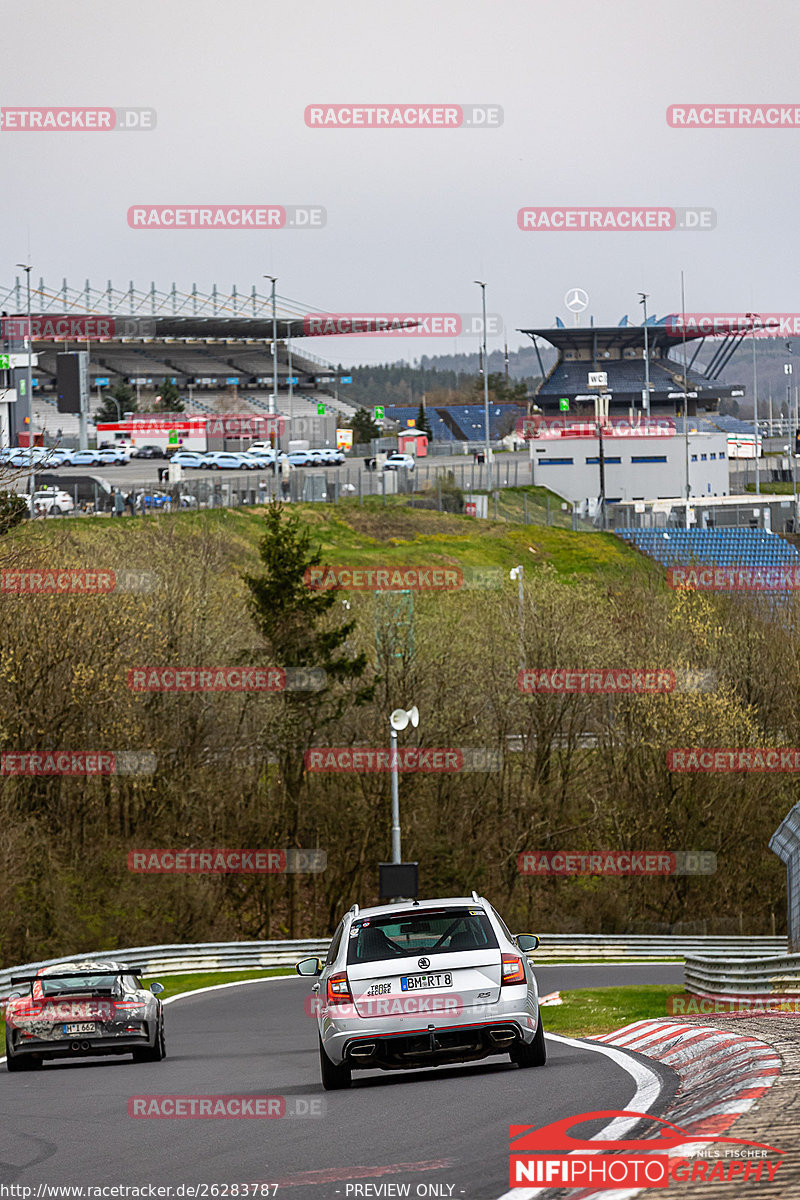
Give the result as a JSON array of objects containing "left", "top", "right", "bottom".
[
  {"left": 347, "top": 908, "right": 498, "bottom": 964},
  {"left": 38, "top": 973, "right": 138, "bottom": 995}
]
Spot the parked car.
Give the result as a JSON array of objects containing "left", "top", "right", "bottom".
[
  {"left": 238, "top": 451, "right": 273, "bottom": 469},
  {"left": 29, "top": 488, "right": 75, "bottom": 515},
  {"left": 65, "top": 449, "right": 103, "bottom": 467},
  {"left": 1, "top": 447, "right": 52, "bottom": 468},
  {"left": 383, "top": 452, "right": 415, "bottom": 472},
  {"left": 318, "top": 448, "right": 345, "bottom": 465},
  {"left": 38, "top": 448, "right": 74, "bottom": 468},
  {"left": 95, "top": 448, "right": 131, "bottom": 466},
  {"left": 202, "top": 451, "right": 255, "bottom": 471},
  {"left": 287, "top": 451, "right": 312, "bottom": 467},
  {"left": 131, "top": 445, "right": 166, "bottom": 459},
  {"left": 169, "top": 451, "right": 208, "bottom": 469}
]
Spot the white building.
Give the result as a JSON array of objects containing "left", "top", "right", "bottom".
[{"left": 530, "top": 431, "right": 729, "bottom": 505}]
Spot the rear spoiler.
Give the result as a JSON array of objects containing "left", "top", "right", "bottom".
[{"left": 9, "top": 967, "right": 147, "bottom": 986}]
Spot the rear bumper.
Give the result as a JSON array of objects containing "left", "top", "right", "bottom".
[
  {"left": 340, "top": 1020, "right": 529, "bottom": 1070},
  {"left": 321, "top": 1001, "right": 539, "bottom": 1070},
  {"left": 8, "top": 1026, "right": 154, "bottom": 1061}
]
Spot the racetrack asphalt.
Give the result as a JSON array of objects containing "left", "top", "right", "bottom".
[{"left": 0, "top": 964, "right": 683, "bottom": 1198}]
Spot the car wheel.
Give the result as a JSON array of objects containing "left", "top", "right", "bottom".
[
  {"left": 510, "top": 1015, "right": 546, "bottom": 1068},
  {"left": 5, "top": 1035, "right": 42, "bottom": 1071},
  {"left": 51, "top": 505, "right": 62, "bottom": 515},
  {"left": 132, "top": 1017, "right": 166, "bottom": 1063},
  {"left": 319, "top": 1035, "right": 351, "bottom": 1090}
]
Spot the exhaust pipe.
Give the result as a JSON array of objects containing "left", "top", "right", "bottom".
[
  {"left": 488, "top": 1028, "right": 516, "bottom": 1046},
  {"left": 71, "top": 1041, "right": 81, "bottom": 1050},
  {"left": 80, "top": 1040, "right": 91, "bottom": 1050},
  {"left": 348, "top": 1043, "right": 376, "bottom": 1060}
]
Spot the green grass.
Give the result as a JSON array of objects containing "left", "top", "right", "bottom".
[
  {"left": 5, "top": 496, "right": 654, "bottom": 585},
  {"left": 144, "top": 966, "right": 292, "bottom": 1001},
  {"left": 540, "top": 985, "right": 679, "bottom": 1037},
  {"left": 1, "top": 968, "right": 292, "bottom": 1053},
  {"left": 744, "top": 481, "right": 797, "bottom": 494}
]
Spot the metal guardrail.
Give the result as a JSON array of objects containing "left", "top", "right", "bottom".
[
  {"left": 685, "top": 951, "right": 800, "bottom": 997},
  {"left": 0, "top": 935, "right": 787, "bottom": 999},
  {"left": 0, "top": 940, "right": 329, "bottom": 999},
  {"left": 532, "top": 935, "right": 786, "bottom": 960}
]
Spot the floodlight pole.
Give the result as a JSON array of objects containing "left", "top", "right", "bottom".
[
  {"left": 16, "top": 263, "right": 34, "bottom": 517},
  {"left": 639, "top": 292, "right": 650, "bottom": 419},
  {"left": 747, "top": 312, "right": 761, "bottom": 495},
  {"left": 265, "top": 275, "right": 278, "bottom": 416},
  {"left": 787, "top": 343, "right": 795, "bottom": 509},
  {"left": 287, "top": 321, "right": 294, "bottom": 446},
  {"left": 475, "top": 281, "right": 491, "bottom": 487},
  {"left": 681, "top": 271, "right": 691, "bottom": 529}
]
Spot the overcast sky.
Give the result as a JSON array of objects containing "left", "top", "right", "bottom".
[{"left": 1, "top": 0, "right": 796, "bottom": 365}]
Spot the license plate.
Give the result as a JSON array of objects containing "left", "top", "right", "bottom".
[
  {"left": 63, "top": 1022, "right": 97, "bottom": 1034},
  {"left": 401, "top": 973, "right": 453, "bottom": 991}
]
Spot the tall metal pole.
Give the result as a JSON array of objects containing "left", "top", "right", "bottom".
[
  {"left": 681, "top": 271, "right": 690, "bottom": 529},
  {"left": 287, "top": 321, "right": 294, "bottom": 448},
  {"left": 390, "top": 727, "right": 401, "bottom": 862},
  {"left": 264, "top": 275, "right": 277, "bottom": 416},
  {"left": 16, "top": 264, "right": 34, "bottom": 516},
  {"left": 595, "top": 393, "right": 607, "bottom": 529},
  {"left": 639, "top": 292, "right": 650, "bottom": 419},
  {"left": 475, "top": 281, "right": 491, "bottom": 486},
  {"left": 510, "top": 566, "right": 525, "bottom": 669},
  {"left": 747, "top": 312, "right": 761, "bottom": 495}
]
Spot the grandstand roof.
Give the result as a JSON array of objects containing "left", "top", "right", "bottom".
[{"left": 518, "top": 322, "right": 707, "bottom": 352}]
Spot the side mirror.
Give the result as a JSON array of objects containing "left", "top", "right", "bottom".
[
  {"left": 149, "top": 982, "right": 165, "bottom": 995},
  {"left": 6, "top": 990, "right": 22, "bottom": 1001},
  {"left": 515, "top": 934, "right": 540, "bottom": 953},
  {"left": 296, "top": 957, "right": 323, "bottom": 977}
]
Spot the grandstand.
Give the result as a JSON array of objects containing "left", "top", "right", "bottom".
[
  {"left": 618, "top": 527, "right": 800, "bottom": 578},
  {"left": 520, "top": 317, "right": 746, "bottom": 419},
  {"left": 384, "top": 403, "right": 526, "bottom": 443},
  {"left": 0, "top": 278, "right": 364, "bottom": 444}
]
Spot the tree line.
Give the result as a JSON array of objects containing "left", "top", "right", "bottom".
[{"left": 0, "top": 506, "right": 795, "bottom": 967}]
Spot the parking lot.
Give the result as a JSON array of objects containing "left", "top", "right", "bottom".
[{"left": 7, "top": 450, "right": 533, "bottom": 511}]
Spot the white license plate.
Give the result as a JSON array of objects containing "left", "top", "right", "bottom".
[
  {"left": 63, "top": 1022, "right": 97, "bottom": 1034},
  {"left": 401, "top": 973, "right": 453, "bottom": 991}
]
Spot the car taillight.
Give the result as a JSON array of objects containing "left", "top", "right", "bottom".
[
  {"left": 501, "top": 954, "right": 525, "bottom": 985},
  {"left": 326, "top": 972, "right": 353, "bottom": 1006}
]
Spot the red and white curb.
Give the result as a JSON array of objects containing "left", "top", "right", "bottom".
[{"left": 503, "top": 1018, "right": 782, "bottom": 1200}]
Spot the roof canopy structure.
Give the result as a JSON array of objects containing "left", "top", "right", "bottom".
[{"left": 518, "top": 320, "right": 746, "bottom": 416}]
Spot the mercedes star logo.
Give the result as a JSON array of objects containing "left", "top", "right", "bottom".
[
  {"left": 565, "top": 288, "right": 589, "bottom": 314},
  {"left": 418, "top": 957, "right": 431, "bottom": 969}
]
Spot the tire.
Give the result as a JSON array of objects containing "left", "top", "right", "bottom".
[
  {"left": 132, "top": 1017, "right": 166, "bottom": 1063},
  {"left": 510, "top": 1015, "right": 547, "bottom": 1068},
  {"left": 319, "top": 1036, "right": 351, "bottom": 1090},
  {"left": 51, "top": 505, "right": 62, "bottom": 515},
  {"left": 5, "top": 1035, "right": 42, "bottom": 1071}
]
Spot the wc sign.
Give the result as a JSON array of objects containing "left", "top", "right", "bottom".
[{"left": 588, "top": 371, "right": 608, "bottom": 388}]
